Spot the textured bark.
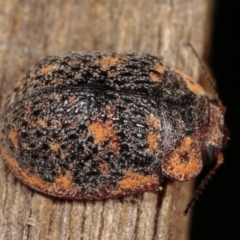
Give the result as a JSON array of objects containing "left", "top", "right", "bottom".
[{"left": 0, "top": 0, "right": 214, "bottom": 239}]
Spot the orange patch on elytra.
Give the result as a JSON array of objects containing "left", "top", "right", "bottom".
[
  {"left": 150, "top": 63, "right": 166, "bottom": 82},
  {"left": 150, "top": 72, "right": 163, "bottom": 82},
  {"left": 0, "top": 146, "right": 52, "bottom": 191},
  {"left": 54, "top": 172, "right": 74, "bottom": 191},
  {"left": 88, "top": 120, "right": 120, "bottom": 152},
  {"left": 50, "top": 143, "right": 61, "bottom": 151},
  {"left": 88, "top": 120, "right": 112, "bottom": 143},
  {"left": 116, "top": 171, "right": 159, "bottom": 191},
  {"left": 147, "top": 114, "right": 161, "bottom": 130},
  {"left": 68, "top": 60, "right": 80, "bottom": 66},
  {"left": 51, "top": 78, "right": 64, "bottom": 85},
  {"left": 147, "top": 133, "right": 158, "bottom": 150},
  {"left": 147, "top": 114, "right": 161, "bottom": 151},
  {"left": 96, "top": 55, "right": 126, "bottom": 70},
  {"left": 99, "top": 162, "right": 109, "bottom": 175},
  {"left": 7, "top": 126, "right": 19, "bottom": 149},
  {"left": 108, "top": 139, "right": 120, "bottom": 152},
  {"left": 20, "top": 170, "right": 52, "bottom": 191},
  {"left": 34, "top": 118, "right": 48, "bottom": 127},
  {"left": 38, "top": 64, "right": 57, "bottom": 75},
  {"left": 162, "top": 136, "right": 202, "bottom": 181},
  {"left": 88, "top": 105, "right": 119, "bottom": 152},
  {"left": 60, "top": 151, "right": 66, "bottom": 160},
  {"left": 155, "top": 63, "right": 165, "bottom": 74},
  {"left": 174, "top": 69, "right": 205, "bottom": 95}
]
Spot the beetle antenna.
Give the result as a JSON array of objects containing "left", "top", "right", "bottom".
[
  {"left": 188, "top": 43, "right": 215, "bottom": 89},
  {"left": 183, "top": 152, "right": 224, "bottom": 216},
  {"left": 188, "top": 43, "right": 225, "bottom": 114}
]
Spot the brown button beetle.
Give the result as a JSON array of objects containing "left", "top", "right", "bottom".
[{"left": 0, "top": 52, "right": 226, "bottom": 214}]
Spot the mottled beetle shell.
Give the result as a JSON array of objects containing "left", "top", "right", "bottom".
[{"left": 0, "top": 53, "right": 225, "bottom": 199}]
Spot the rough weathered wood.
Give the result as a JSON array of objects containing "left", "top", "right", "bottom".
[{"left": 0, "top": 1, "right": 214, "bottom": 239}]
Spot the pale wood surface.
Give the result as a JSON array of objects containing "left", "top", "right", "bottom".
[{"left": 0, "top": 1, "right": 214, "bottom": 239}]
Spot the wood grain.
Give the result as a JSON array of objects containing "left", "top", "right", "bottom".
[{"left": 0, "top": 1, "right": 214, "bottom": 239}]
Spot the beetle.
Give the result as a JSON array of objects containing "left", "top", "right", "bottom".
[{"left": 0, "top": 52, "right": 226, "bottom": 214}]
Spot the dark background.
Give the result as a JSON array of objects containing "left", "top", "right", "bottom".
[{"left": 191, "top": 1, "right": 239, "bottom": 239}]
